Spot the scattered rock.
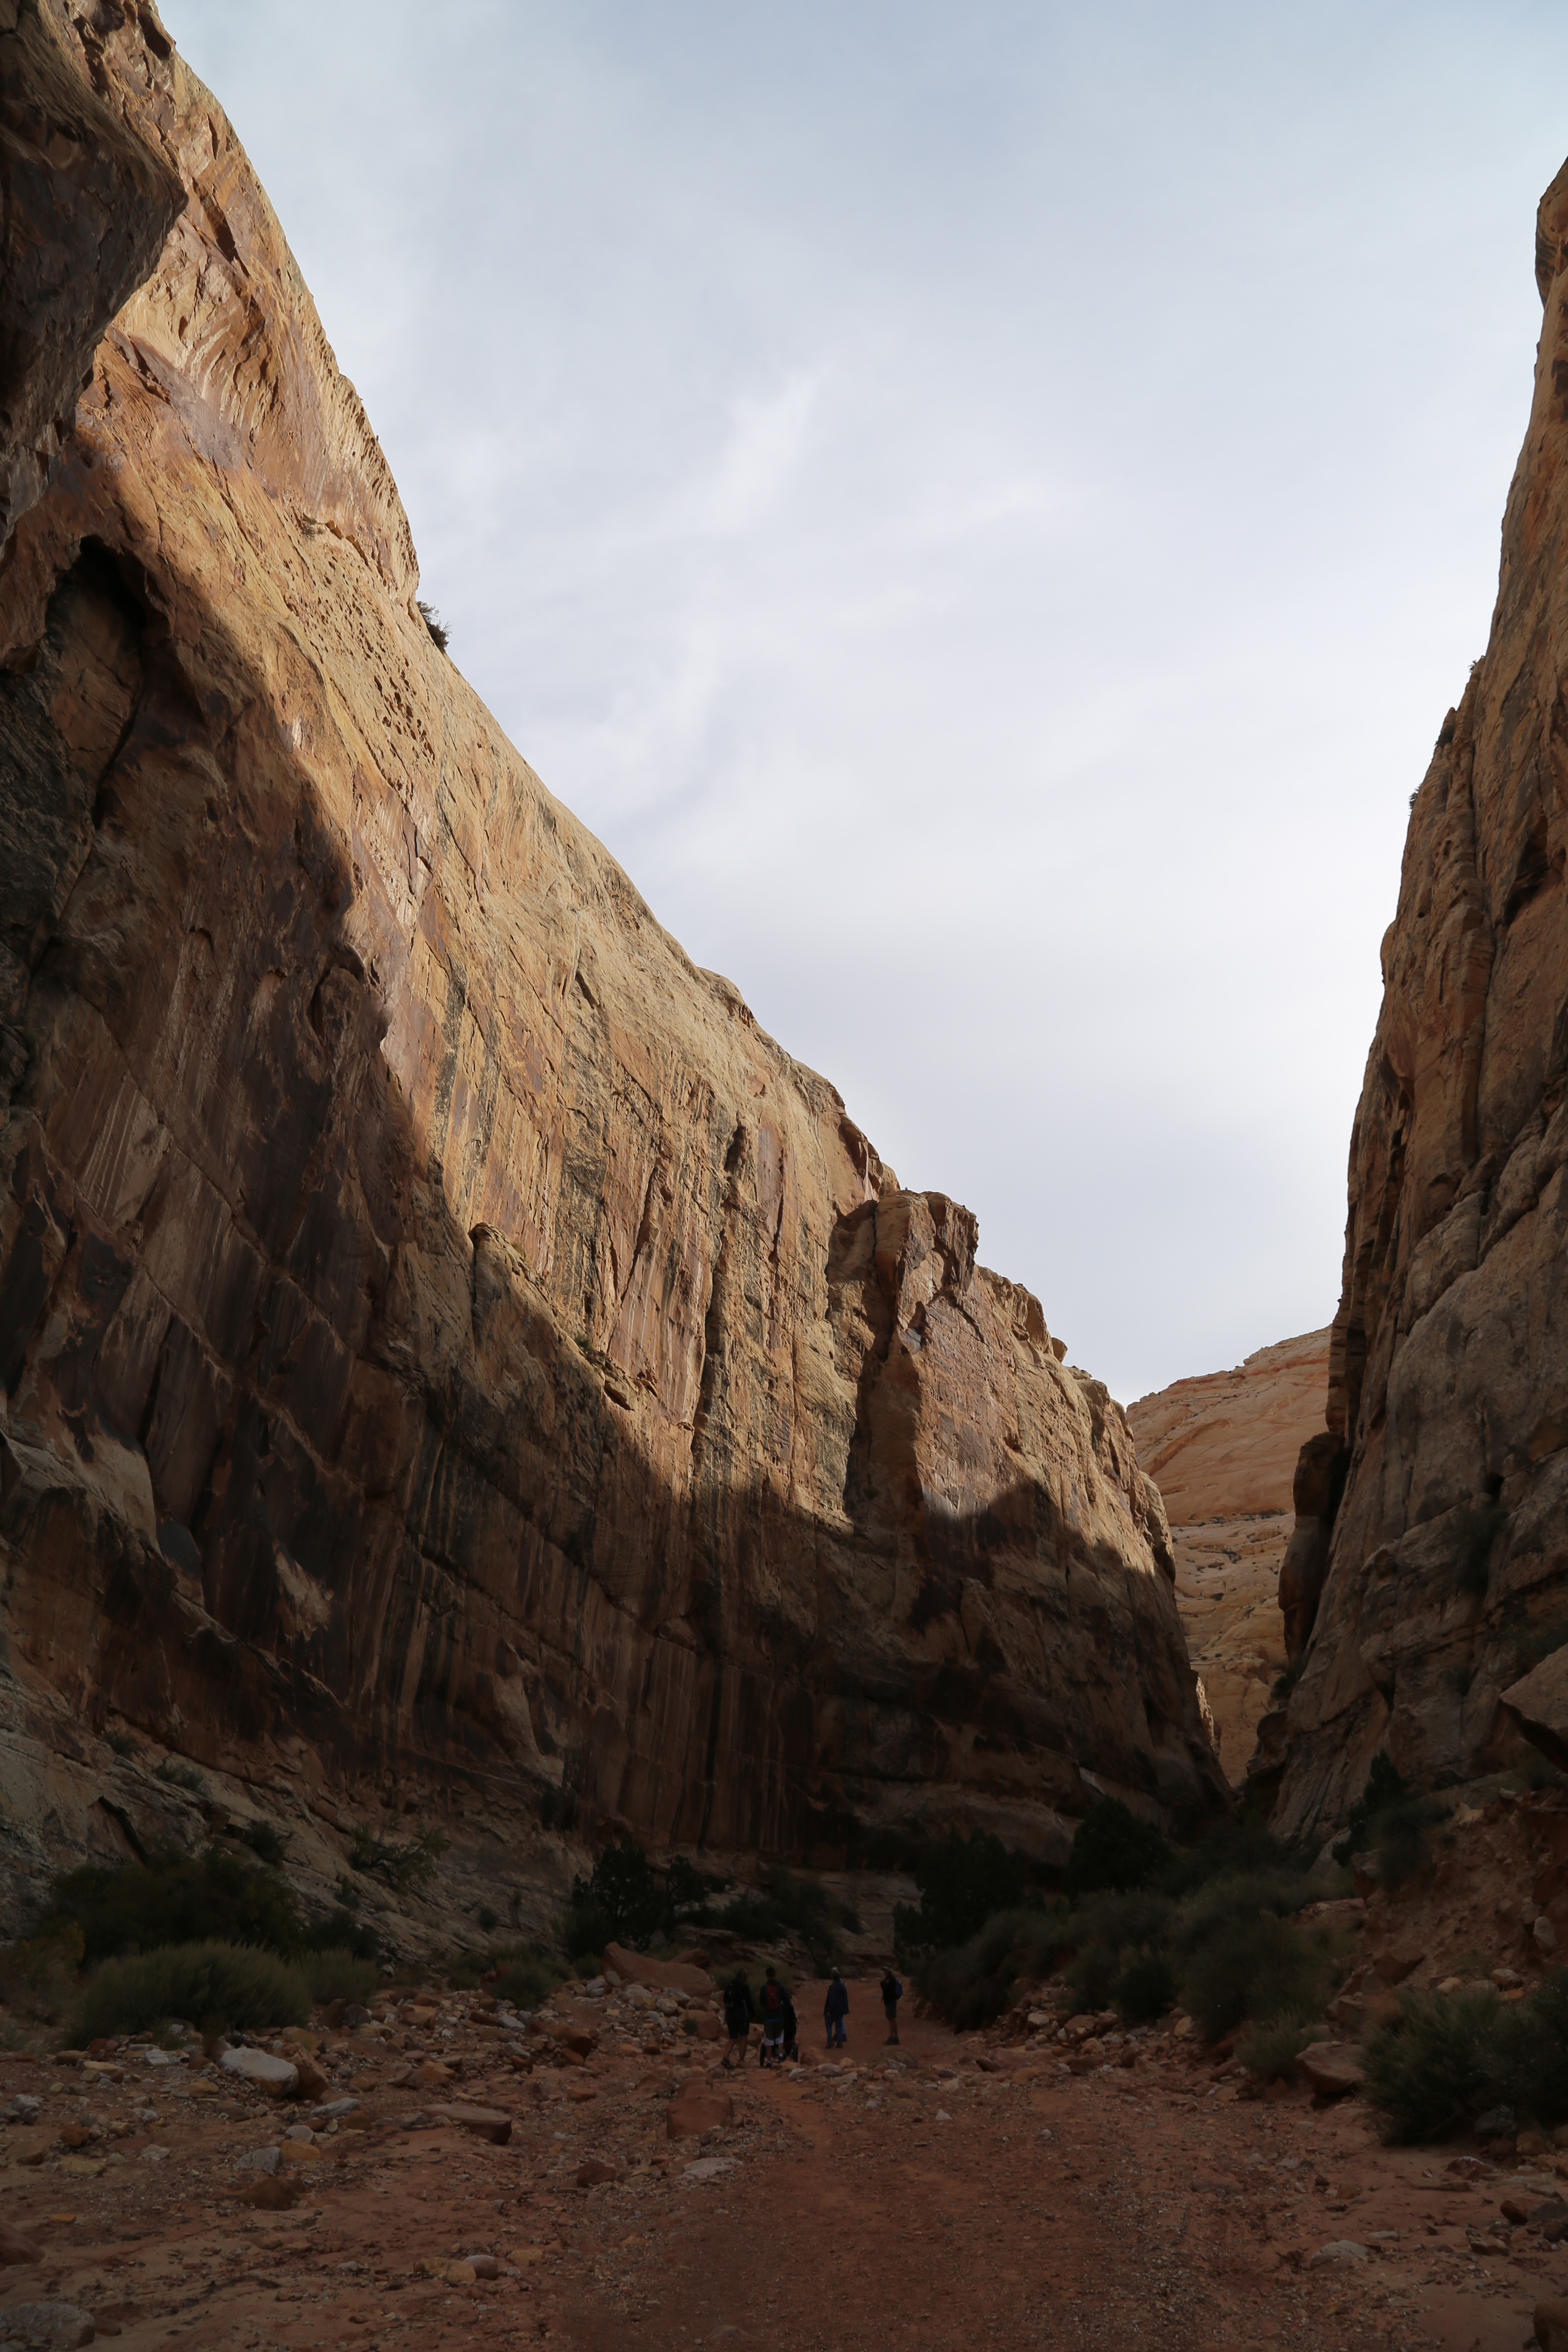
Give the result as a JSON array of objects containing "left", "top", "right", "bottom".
[
  {"left": 234, "top": 2177, "right": 303, "bottom": 2211},
  {"left": 235, "top": 2148, "right": 281, "bottom": 2175},
  {"left": 576, "top": 2158, "right": 625, "bottom": 2188},
  {"left": 280, "top": 2141, "right": 324, "bottom": 2168},
  {"left": 1308, "top": 2242, "right": 1367, "bottom": 2267},
  {"left": 681, "top": 2157, "right": 738, "bottom": 2182},
  {"left": 1475, "top": 2106, "right": 1517, "bottom": 2138},
  {"left": 0, "top": 2220, "right": 43, "bottom": 2266}
]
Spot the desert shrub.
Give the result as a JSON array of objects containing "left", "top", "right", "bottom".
[
  {"left": 153, "top": 1756, "right": 205, "bottom": 1793},
  {"left": 417, "top": 599, "right": 449, "bottom": 652},
  {"left": 1329, "top": 1751, "right": 1443, "bottom": 1884},
  {"left": 1160, "top": 1819, "right": 1307, "bottom": 1897},
  {"left": 566, "top": 1838, "right": 732, "bottom": 1957},
  {"left": 1331, "top": 1751, "right": 1409, "bottom": 1866},
  {"left": 1063, "top": 1799, "right": 1171, "bottom": 1899},
  {"left": 0, "top": 1922, "right": 85, "bottom": 2021},
  {"left": 238, "top": 1820, "right": 287, "bottom": 1865},
  {"left": 347, "top": 1825, "right": 448, "bottom": 1896},
  {"left": 564, "top": 1893, "right": 613, "bottom": 1961},
  {"left": 299, "top": 1948, "right": 380, "bottom": 2006},
  {"left": 1070, "top": 1889, "right": 1174, "bottom": 1952},
  {"left": 495, "top": 1951, "right": 563, "bottom": 2010},
  {"left": 847, "top": 1823, "right": 928, "bottom": 1873},
  {"left": 1365, "top": 1984, "right": 1504, "bottom": 2141},
  {"left": 67, "top": 1941, "right": 309, "bottom": 2043},
  {"left": 1237, "top": 2012, "right": 1312, "bottom": 2084},
  {"left": 1177, "top": 1912, "right": 1341, "bottom": 2043},
  {"left": 1112, "top": 1948, "right": 1175, "bottom": 2023},
  {"left": 893, "top": 1831, "right": 1025, "bottom": 1958},
  {"left": 1269, "top": 1657, "right": 1303, "bottom": 1706},
  {"left": 1064, "top": 1942, "right": 1118, "bottom": 2011},
  {"left": 300, "top": 1906, "right": 380, "bottom": 1962},
  {"left": 1453, "top": 1501, "right": 1508, "bottom": 1600},
  {"left": 41, "top": 1847, "right": 304, "bottom": 1965}
]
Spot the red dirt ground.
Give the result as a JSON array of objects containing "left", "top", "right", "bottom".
[{"left": 3, "top": 1972, "right": 1565, "bottom": 2350}]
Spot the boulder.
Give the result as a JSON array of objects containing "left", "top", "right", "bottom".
[
  {"left": 0, "top": 2306, "right": 96, "bottom": 2348},
  {"left": 603, "top": 1947, "right": 713, "bottom": 2000},
  {"left": 1298, "top": 2043, "right": 1364, "bottom": 2099},
  {"left": 1537, "top": 2299, "right": 1568, "bottom": 2352},
  {"left": 0, "top": 2220, "right": 43, "bottom": 2266},
  {"left": 220, "top": 2049, "right": 298, "bottom": 2098},
  {"left": 666, "top": 2088, "right": 733, "bottom": 2140},
  {"left": 427, "top": 2104, "right": 512, "bottom": 2146}
]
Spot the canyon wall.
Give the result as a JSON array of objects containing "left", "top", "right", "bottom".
[
  {"left": 1127, "top": 1330, "right": 1329, "bottom": 1782},
  {"left": 0, "top": 3, "right": 1223, "bottom": 1929},
  {"left": 1258, "top": 152, "right": 1568, "bottom": 1841}
]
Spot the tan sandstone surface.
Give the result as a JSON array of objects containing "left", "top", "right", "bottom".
[
  {"left": 0, "top": 0, "right": 1223, "bottom": 1936},
  {"left": 1127, "top": 1331, "right": 1330, "bottom": 1781},
  {"left": 1258, "top": 150, "right": 1568, "bottom": 1841}
]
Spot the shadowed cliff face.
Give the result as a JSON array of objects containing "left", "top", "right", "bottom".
[
  {"left": 0, "top": 4, "right": 1223, "bottom": 1920},
  {"left": 1259, "top": 153, "right": 1568, "bottom": 1841}
]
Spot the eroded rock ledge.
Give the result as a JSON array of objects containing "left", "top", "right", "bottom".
[
  {"left": 1257, "top": 151, "right": 1568, "bottom": 1839},
  {"left": 0, "top": 2, "right": 1222, "bottom": 1924}
]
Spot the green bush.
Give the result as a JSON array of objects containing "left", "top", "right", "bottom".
[
  {"left": 1063, "top": 1799, "right": 1171, "bottom": 1899},
  {"left": 1237, "top": 2012, "right": 1312, "bottom": 2083},
  {"left": 347, "top": 1825, "right": 447, "bottom": 1895},
  {"left": 41, "top": 1847, "right": 304, "bottom": 1965},
  {"left": 494, "top": 1951, "right": 563, "bottom": 2010},
  {"left": 1064, "top": 1942, "right": 1118, "bottom": 2011},
  {"left": 1177, "top": 1912, "right": 1341, "bottom": 2043},
  {"left": 238, "top": 1820, "right": 287, "bottom": 1865},
  {"left": 893, "top": 1831, "right": 1025, "bottom": 1958},
  {"left": 1365, "top": 1984, "right": 1505, "bottom": 2141},
  {"left": 1112, "top": 1948, "right": 1175, "bottom": 2023},
  {"left": 67, "top": 1941, "right": 309, "bottom": 2043},
  {"left": 299, "top": 1948, "right": 380, "bottom": 2006},
  {"left": 565, "top": 1838, "right": 731, "bottom": 1957},
  {"left": 153, "top": 1757, "right": 204, "bottom": 1793},
  {"left": 1159, "top": 1819, "right": 1308, "bottom": 1897},
  {"left": 1329, "top": 1752, "right": 1443, "bottom": 1884}
]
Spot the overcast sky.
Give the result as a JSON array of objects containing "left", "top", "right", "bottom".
[{"left": 165, "top": 1, "right": 1568, "bottom": 1407}]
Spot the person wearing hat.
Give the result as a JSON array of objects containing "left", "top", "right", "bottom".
[{"left": 824, "top": 1966, "right": 849, "bottom": 2049}]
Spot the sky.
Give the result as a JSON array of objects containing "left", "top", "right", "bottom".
[{"left": 165, "top": 0, "right": 1568, "bottom": 1406}]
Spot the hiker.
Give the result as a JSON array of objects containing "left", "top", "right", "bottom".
[
  {"left": 757, "top": 1964, "right": 788, "bottom": 2066},
  {"left": 722, "top": 1968, "right": 754, "bottom": 2068},
  {"left": 824, "top": 1966, "right": 849, "bottom": 2049},
  {"left": 781, "top": 1985, "right": 799, "bottom": 2064},
  {"left": 880, "top": 1964, "right": 903, "bottom": 2044}
]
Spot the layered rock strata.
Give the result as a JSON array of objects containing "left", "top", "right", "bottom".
[
  {"left": 1127, "top": 1330, "right": 1329, "bottom": 1781},
  {"left": 0, "top": 3, "right": 1223, "bottom": 1925},
  {"left": 1259, "top": 152, "right": 1568, "bottom": 1839}
]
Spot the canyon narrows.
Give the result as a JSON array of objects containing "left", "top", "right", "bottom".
[{"left": 0, "top": 3, "right": 1223, "bottom": 1932}]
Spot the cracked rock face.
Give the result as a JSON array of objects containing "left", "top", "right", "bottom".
[
  {"left": 1260, "top": 151, "right": 1568, "bottom": 1841},
  {"left": 0, "top": 2, "right": 1222, "bottom": 1917}
]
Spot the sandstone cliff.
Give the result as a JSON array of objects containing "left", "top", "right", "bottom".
[
  {"left": 1127, "top": 1330, "right": 1329, "bottom": 1782},
  {"left": 1259, "top": 152, "right": 1568, "bottom": 1841},
  {"left": 0, "top": 3, "right": 1223, "bottom": 1930}
]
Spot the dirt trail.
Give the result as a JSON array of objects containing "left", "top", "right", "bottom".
[{"left": 1, "top": 1971, "right": 1562, "bottom": 2350}]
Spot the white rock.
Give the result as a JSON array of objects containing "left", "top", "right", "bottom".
[
  {"left": 235, "top": 2147, "right": 281, "bottom": 2174},
  {"left": 1536, "top": 1915, "right": 1560, "bottom": 1953},
  {"left": 1308, "top": 2242, "right": 1368, "bottom": 2267},
  {"left": 221, "top": 2048, "right": 299, "bottom": 2094},
  {"left": 139, "top": 2144, "right": 170, "bottom": 2164},
  {"left": 681, "top": 2156, "right": 738, "bottom": 2181}
]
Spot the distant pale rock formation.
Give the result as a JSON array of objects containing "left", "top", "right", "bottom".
[{"left": 1127, "top": 1331, "right": 1331, "bottom": 1782}]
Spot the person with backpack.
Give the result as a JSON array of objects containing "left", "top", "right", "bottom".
[
  {"left": 824, "top": 1966, "right": 849, "bottom": 2049},
  {"left": 880, "top": 1964, "right": 903, "bottom": 2045},
  {"left": 721, "top": 1969, "right": 754, "bottom": 2068},
  {"left": 756, "top": 1964, "right": 788, "bottom": 2065}
]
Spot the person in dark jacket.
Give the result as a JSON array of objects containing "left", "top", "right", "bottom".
[
  {"left": 880, "top": 1965, "right": 903, "bottom": 2044},
  {"left": 722, "top": 1969, "right": 755, "bottom": 2068},
  {"left": 781, "top": 1987, "right": 799, "bottom": 2063},
  {"left": 756, "top": 1965, "right": 788, "bottom": 2066},
  {"left": 824, "top": 1966, "right": 849, "bottom": 2049}
]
